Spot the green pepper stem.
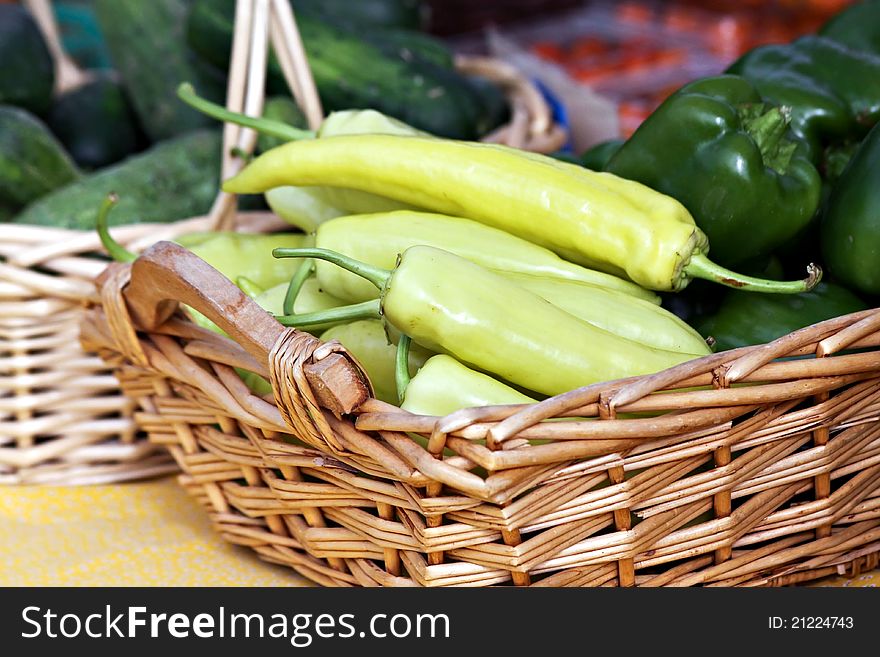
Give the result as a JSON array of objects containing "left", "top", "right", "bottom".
[
  {"left": 742, "top": 106, "right": 796, "bottom": 173},
  {"left": 395, "top": 334, "right": 412, "bottom": 405},
  {"left": 96, "top": 193, "right": 136, "bottom": 263},
  {"left": 283, "top": 259, "right": 315, "bottom": 316},
  {"left": 685, "top": 253, "right": 822, "bottom": 293},
  {"left": 275, "top": 299, "right": 381, "bottom": 331},
  {"left": 176, "top": 83, "right": 315, "bottom": 143},
  {"left": 273, "top": 247, "right": 392, "bottom": 290}
]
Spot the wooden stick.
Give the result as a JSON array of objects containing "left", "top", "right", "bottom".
[
  {"left": 22, "top": 0, "right": 91, "bottom": 94},
  {"left": 269, "top": 0, "right": 324, "bottom": 129}
]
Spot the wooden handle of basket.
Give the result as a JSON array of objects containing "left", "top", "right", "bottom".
[
  {"left": 119, "top": 241, "right": 368, "bottom": 414},
  {"left": 23, "top": 0, "right": 91, "bottom": 95}
]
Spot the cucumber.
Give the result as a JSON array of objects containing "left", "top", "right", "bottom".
[
  {"left": 14, "top": 129, "right": 221, "bottom": 229},
  {"left": 94, "top": 0, "right": 226, "bottom": 142},
  {"left": 0, "top": 106, "right": 80, "bottom": 210},
  {"left": 187, "top": 0, "right": 488, "bottom": 139},
  {"left": 1, "top": 201, "right": 18, "bottom": 223},
  {"left": 0, "top": 5, "right": 55, "bottom": 116},
  {"left": 361, "top": 27, "right": 454, "bottom": 69},
  {"left": 292, "top": 0, "right": 425, "bottom": 30},
  {"left": 46, "top": 75, "right": 143, "bottom": 169},
  {"left": 466, "top": 75, "right": 511, "bottom": 137}
]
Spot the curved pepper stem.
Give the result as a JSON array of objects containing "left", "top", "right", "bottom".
[
  {"left": 273, "top": 247, "right": 392, "bottom": 290},
  {"left": 275, "top": 299, "right": 381, "bottom": 331},
  {"left": 395, "top": 334, "right": 412, "bottom": 405},
  {"left": 96, "top": 193, "right": 136, "bottom": 263},
  {"left": 176, "top": 83, "right": 315, "bottom": 143},
  {"left": 283, "top": 259, "right": 315, "bottom": 316},
  {"left": 684, "top": 253, "right": 822, "bottom": 293}
]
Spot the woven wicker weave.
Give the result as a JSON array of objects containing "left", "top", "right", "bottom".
[
  {"left": 81, "top": 241, "right": 880, "bottom": 587},
  {"left": 2, "top": 0, "right": 562, "bottom": 485},
  {"left": 0, "top": 223, "right": 201, "bottom": 485}
]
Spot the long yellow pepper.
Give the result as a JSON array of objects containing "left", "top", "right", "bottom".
[{"left": 224, "top": 135, "right": 820, "bottom": 293}]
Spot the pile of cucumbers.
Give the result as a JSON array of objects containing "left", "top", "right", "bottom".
[{"left": 1, "top": 0, "right": 511, "bottom": 230}]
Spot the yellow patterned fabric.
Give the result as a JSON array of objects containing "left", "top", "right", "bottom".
[
  {"left": 0, "top": 477, "right": 311, "bottom": 586},
  {"left": 1, "top": 478, "right": 876, "bottom": 587}
]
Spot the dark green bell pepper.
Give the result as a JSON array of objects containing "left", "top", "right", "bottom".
[
  {"left": 580, "top": 138, "right": 624, "bottom": 171},
  {"left": 775, "top": 140, "right": 862, "bottom": 274},
  {"left": 693, "top": 281, "right": 868, "bottom": 352},
  {"left": 727, "top": 36, "right": 880, "bottom": 160},
  {"left": 604, "top": 75, "right": 821, "bottom": 268},
  {"left": 820, "top": 0, "right": 880, "bottom": 56},
  {"left": 821, "top": 140, "right": 861, "bottom": 183},
  {"left": 821, "top": 120, "right": 880, "bottom": 295}
]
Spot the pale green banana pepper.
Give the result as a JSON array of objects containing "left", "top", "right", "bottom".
[
  {"left": 275, "top": 245, "right": 702, "bottom": 397},
  {"left": 320, "top": 319, "right": 431, "bottom": 404},
  {"left": 401, "top": 354, "right": 535, "bottom": 417},
  {"left": 312, "top": 211, "right": 658, "bottom": 304}
]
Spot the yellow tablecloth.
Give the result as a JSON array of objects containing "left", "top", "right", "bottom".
[
  {"left": 0, "top": 477, "right": 311, "bottom": 586},
  {"left": 1, "top": 477, "right": 876, "bottom": 587}
]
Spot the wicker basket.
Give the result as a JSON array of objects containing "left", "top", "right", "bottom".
[
  {"left": 2, "top": 0, "right": 561, "bottom": 485},
  {"left": 81, "top": 240, "right": 880, "bottom": 587}
]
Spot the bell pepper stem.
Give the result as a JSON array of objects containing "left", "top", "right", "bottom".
[
  {"left": 283, "top": 259, "right": 315, "bottom": 316},
  {"left": 684, "top": 253, "right": 822, "bottom": 293},
  {"left": 275, "top": 299, "right": 381, "bottom": 331},
  {"left": 742, "top": 106, "right": 796, "bottom": 174},
  {"left": 273, "top": 247, "right": 392, "bottom": 290},
  {"left": 177, "top": 83, "right": 315, "bottom": 143},
  {"left": 395, "top": 334, "right": 412, "bottom": 405},
  {"left": 96, "top": 193, "right": 136, "bottom": 263}
]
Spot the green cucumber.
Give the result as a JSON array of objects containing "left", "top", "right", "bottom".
[
  {"left": 292, "top": 0, "right": 425, "bottom": 30},
  {"left": 0, "top": 202, "right": 16, "bottom": 223},
  {"left": 94, "top": 0, "right": 226, "bottom": 142},
  {"left": 0, "top": 106, "right": 80, "bottom": 210},
  {"left": 362, "top": 27, "right": 455, "bottom": 69},
  {"left": 466, "top": 75, "right": 511, "bottom": 137},
  {"left": 0, "top": 5, "right": 55, "bottom": 116},
  {"left": 187, "top": 0, "right": 488, "bottom": 139},
  {"left": 46, "top": 75, "right": 143, "bottom": 169},
  {"left": 14, "top": 129, "right": 221, "bottom": 229}
]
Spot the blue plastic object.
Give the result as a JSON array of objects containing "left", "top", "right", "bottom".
[
  {"left": 534, "top": 78, "right": 574, "bottom": 153},
  {"left": 54, "top": 2, "right": 113, "bottom": 70}
]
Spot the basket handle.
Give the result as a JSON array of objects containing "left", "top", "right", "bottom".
[
  {"left": 208, "top": 0, "right": 324, "bottom": 231},
  {"left": 23, "top": 0, "right": 92, "bottom": 94},
  {"left": 112, "top": 240, "right": 369, "bottom": 415}
]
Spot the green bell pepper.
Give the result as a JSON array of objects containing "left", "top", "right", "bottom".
[
  {"left": 726, "top": 36, "right": 880, "bottom": 159},
  {"left": 820, "top": 0, "right": 880, "bottom": 57},
  {"left": 604, "top": 75, "right": 821, "bottom": 268},
  {"left": 693, "top": 281, "right": 867, "bottom": 352},
  {"left": 580, "top": 139, "right": 624, "bottom": 171},
  {"left": 821, "top": 121, "right": 880, "bottom": 295}
]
